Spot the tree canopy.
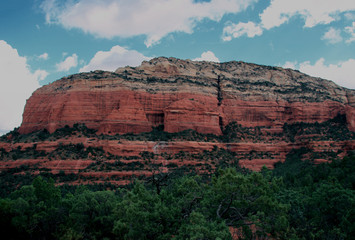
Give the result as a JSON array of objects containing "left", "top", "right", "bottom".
[{"left": 0, "top": 155, "right": 354, "bottom": 239}]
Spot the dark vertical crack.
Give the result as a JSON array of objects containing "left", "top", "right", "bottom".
[
  {"left": 217, "top": 75, "right": 223, "bottom": 106},
  {"left": 219, "top": 116, "right": 224, "bottom": 134},
  {"left": 217, "top": 75, "right": 224, "bottom": 133}
]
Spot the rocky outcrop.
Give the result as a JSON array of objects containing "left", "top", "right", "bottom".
[
  {"left": 1, "top": 57, "right": 353, "bottom": 184},
  {"left": 19, "top": 57, "right": 355, "bottom": 135},
  {"left": 0, "top": 136, "right": 353, "bottom": 176}
]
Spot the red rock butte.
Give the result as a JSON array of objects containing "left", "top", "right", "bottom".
[
  {"left": 19, "top": 57, "right": 355, "bottom": 135},
  {"left": 1, "top": 56, "right": 354, "bottom": 184}
]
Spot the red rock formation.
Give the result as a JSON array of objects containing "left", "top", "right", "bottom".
[
  {"left": 1, "top": 138, "right": 353, "bottom": 174},
  {"left": 0, "top": 57, "right": 353, "bottom": 184},
  {"left": 19, "top": 57, "right": 355, "bottom": 135}
]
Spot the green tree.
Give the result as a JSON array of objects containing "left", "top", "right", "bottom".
[
  {"left": 306, "top": 182, "right": 355, "bottom": 239},
  {"left": 113, "top": 182, "right": 176, "bottom": 240},
  {"left": 8, "top": 177, "right": 63, "bottom": 239},
  {"left": 203, "top": 168, "right": 289, "bottom": 239},
  {"left": 56, "top": 189, "right": 117, "bottom": 240},
  {"left": 174, "top": 211, "right": 231, "bottom": 240}
]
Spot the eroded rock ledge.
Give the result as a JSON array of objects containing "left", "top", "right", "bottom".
[{"left": 19, "top": 57, "right": 355, "bottom": 135}]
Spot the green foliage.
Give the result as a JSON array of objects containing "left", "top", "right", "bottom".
[
  {"left": 48, "top": 143, "right": 106, "bottom": 160},
  {"left": 274, "top": 155, "right": 355, "bottom": 239},
  {"left": 221, "top": 122, "right": 262, "bottom": 142},
  {"left": 0, "top": 157, "right": 354, "bottom": 239},
  {"left": 57, "top": 189, "right": 117, "bottom": 239},
  {"left": 1, "top": 123, "right": 97, "bottom": 143},
  {"left": 113, "top": 182, "right": 177, "bottom": 240},
  {"left": 6, "top": 177, "right": 63, "bottom": 239},
  {"left": 283, "top": 114, "right": 354, "bottom": 142},
  {"left": 174, "top": 211, "right": 231, "bottom": 240},
  {"left": 204, "top": 168, "right": 289, "bottom": 239},
  {"left": 0, "top": 144, "right": 46, "bottom": 160}
]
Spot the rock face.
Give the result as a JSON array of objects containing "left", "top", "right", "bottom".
[
  {"left": 19, "top": 57, "right": 355, "bottom": 135},
  {"left": 1, "top": 57, "right": 354, "bottom": 184}
]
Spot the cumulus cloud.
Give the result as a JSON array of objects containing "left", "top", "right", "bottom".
[
  {"left": 0, "top": 40, "right": 46, "bottom": 134},
  {"left": 222, "top": 21, "right": 263, "bottom": 41},
  {"left": 38, "top": 52, "right": 49, "bottom": 60},
  {"left": 322, "top": 27, "right": 343, "bottom": 44},
  {"left": 283, "top": 58, "right": 355, "bottom": 89},
  {"left": 224, "top": 0, "right": 355, "bottom": 40},
  {"left": 282, "top": 61, "right": 297, "bottom": 69},
  {"left": 80, "top": 45, "right": 151, "bottom": 72},
  {"left": 193, "top": 51, "right": 220, "bottom": 62},
  {"left": 260, "top": 0, "right": 355, "bottom": 29},
  {"left": 33, "top": 69, "right": 49, "bottom": 81},
  {"left": 56, "top": 53, "right": 78, "bottom": 72},
  {"left": 40, "top": 0, "right": 256, "bottom": 47},
  {"left": 345, "top": 22, "right": 355, "bottom": 43}
]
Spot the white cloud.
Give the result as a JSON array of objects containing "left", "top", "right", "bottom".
[
  {"left": 260, "top": 0, "right": 355, "bottom": 30},
  {"left": 345, "top": 22, "right": 355, "bottom": 43},
  {"left": 0, "top": 40, "right": 46, "bottom": 134},
  {"left": 224, "top": 0, "right": 355, "bottom": 40},
  {"left": 193, "top": 51, "right": 220, "bottom": 62},
  {"left": 322, "top": 27, "right": 343, "bottom": 44},
  {"left": 222, "top": 21, "right": 263, "bottom": 41},
  {"left": 80, "top": 45, "right": 151, "bottom": 72},
  {"left": 34, "top": 69, "right": 49, "bottom": 81},
  {"left": 38, "top": 52, "right": 49, "bottom": 60},
  {"left": 283, "top": 58, "right": 355, "bottom": 89},
  {"left": 282, "top": 61, "right": 297, "bottom": 69},
  {"left": 41, "top": 0, "right": 257, "bottom": 47},
  {"left": 56, "top": 53, "right": 78, "bottom": 72}
]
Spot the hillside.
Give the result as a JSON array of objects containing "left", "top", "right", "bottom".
[
  {"left": 19, "top": 57, "right": 355, "bottom": 134},
  {"left": 0, "top": 57, "right": 354, "bottom": 188}
]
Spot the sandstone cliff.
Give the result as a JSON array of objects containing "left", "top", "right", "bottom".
[
  {"left": 19, "top": 57, "right": 355, "bottom": 135},
  {"left": 0, "top": 57, "right": 354, "bottom": 185}
]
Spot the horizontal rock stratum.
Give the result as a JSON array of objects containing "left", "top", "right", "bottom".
[
  {"left": 1, "top": 57, "right": 354, "bottom": 184},
  {"left": 19, "top": 57, "right": 355, "bottom": 135}
]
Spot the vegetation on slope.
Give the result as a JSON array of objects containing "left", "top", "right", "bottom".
[
  {"left": 0, "top": 155, "right": 354, "bottom": 240},
  {"left": 2, "top": 114, "right": 353, "bottom": 143},
  {"left": 0, "top": 114, "right": 354, "bottom": 239}
]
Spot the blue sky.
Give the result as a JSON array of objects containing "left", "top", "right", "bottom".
[{"left": 1, "top": 0, "right": 355, "bottom": 134}]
